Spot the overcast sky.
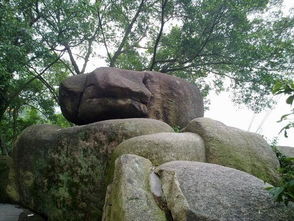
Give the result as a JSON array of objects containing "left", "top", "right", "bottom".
[{"left": 206, "top": 0, "right": 293, "bottom": 147}]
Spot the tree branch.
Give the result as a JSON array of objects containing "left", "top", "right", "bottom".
[
  {"left": 181, "top": 4, "right": 225, "bottom": 65},
  {"left": 110, "top": 0, "right": 146, "bottom": 67},
  {"left": 26, "top": 66, "right": 59, "bottom": 103},
  {"left": 59, "top": 59, "right": 76, "bottom": 75},
  {"left": 9, "top": 55, "right": 62, "bottom": 107},
  {"left": 80, "top": 26, "right": 100, "bottom": 74},
  {"left": 163, "top": 61, "right": 232, "bottom": 73},
  {"left": 0, "top": 54, "right": 62, "bottom": 120},
  {"left": 200, "top": 67, "right": 240, "bottom": 82},
  {"left": 97, "top": 7, "right": 112, "bottom": 63},
  {"left": 149, "top": 0, "right": 168, "bottom": 70},
  {"left": 64, "top": 43, "right": 81, "bottom": 74}
]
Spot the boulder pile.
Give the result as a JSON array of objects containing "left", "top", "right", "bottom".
[{"left": 1, "top": 67, "right": 293, "bottom": 221}]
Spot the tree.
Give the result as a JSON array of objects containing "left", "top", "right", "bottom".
[
  {"left": 99, "top": 0, "right": 294, "bottom": 111},
  {"left": 1, "top": 0, "right": 293, "bottom": 153}
]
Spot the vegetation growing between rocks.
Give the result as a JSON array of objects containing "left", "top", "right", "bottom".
[
  {"left": 267, "top": 80, "right": 294, "bottom": 205},
  {"left": 267, "top": 146, "right": 294, "bottom": 205}
]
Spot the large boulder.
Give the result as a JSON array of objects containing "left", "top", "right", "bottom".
[
  {"left": 59, "top": 67, "right": 204, "bottom": 127},
  {"left": 0, "top": 156, "right": 19, "bottom": 203},
  {"left": 277, "top": 146, "right": 294, "bottom": 157},
  {"left": 102, "top": 154, "right": 166, "bottom": 221},
  {"left": 112, "top": 132, "right": 205, "bottom": 167},
  {"left": 155, "top": 161, "right": 294, "bottom": 221},
  {"left": 184, "top": 118, "right": 280, "bottom": 184},
  {"left": 13, "top": 119, "right": 173, "bottom": 220}
]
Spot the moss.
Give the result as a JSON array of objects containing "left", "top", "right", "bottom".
[
  {"left": 0, "top": 156, "right": 19, "bottom": 203},
  {"left": 31, "top": 134, "right": 108, "bottom": 220},
  {"left": 208, "top": 138, "right": 280, "bottom": 185},
  {"left": 0, "top": 157, "right": 10, "bottom": 202}
]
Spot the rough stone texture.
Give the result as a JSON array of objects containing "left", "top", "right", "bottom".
[
  {"left": 277, "top": 146, "right": 294, "bottom": 157},
  {"left": 155, "top": 161, "right": 294, "bottom": 221},
  {"left": 0, "top": 204, "right": 45, "bottom": 221},
  {"left": 13, "top": 119, "right": 173, "bottom": 221},
  {"left": 59, "top": 67, "right": 204, "bottom": 127},
  {"left": 184, "top": 117, "right": 280, "bottom": 184},
  {"left": 112, "top": 132, "right": 205, "bottom": 167},
  {"left": 0, "top": 156, "right": 19, "bottom": 203},
  {"left": 102, "top": 154, "right": 166, "bottom": 221}
]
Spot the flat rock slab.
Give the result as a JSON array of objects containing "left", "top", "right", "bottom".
[
  {"left": 59, "top": 67, "right": 204, "bottom": 127},
  {"left": 0, "top": 204, "right": 44, "bottom": 221}
]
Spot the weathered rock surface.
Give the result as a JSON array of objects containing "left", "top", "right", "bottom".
[
  {"left": 103, "top": 154, "right": 166, "bottom": 221},
  {"left": 13, "top": 119, "right": 173, "bottom": 220},
  {"left": 112, "top": 132, "right": 205, "bottom": 167},
  {"left": 184, "top": 117, "right": 280, "bottom": 184},
  {"left": 0, "top": 204, "right": 45, "bottom": 221},
  {"left": 155, "top": 161, "right": 294, "bottom": 221},
  {"left": 0, "top": 156, "right": 19, "bottom": 203},
  {"left": 277, "top": 146, "right": 294, "bottom": 157},
  {"left": 59, "top": 67, "right": 204, "bottom": 127}
]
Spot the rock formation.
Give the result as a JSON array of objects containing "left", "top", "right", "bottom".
[
  {"left": 59, "top": 67, "right": 204, "bottom": 127},
  {"left": 183, "top": 117, "right": 280, "bottom": 184},
  {"left": 1, "top": 68, "right": 293, "bottom": 221},
  {"left": 104, "top": 155, "right": 294, "bottom": 221},
  {"left": 12, "top": 119, "right": 173, "bottom": 220}
]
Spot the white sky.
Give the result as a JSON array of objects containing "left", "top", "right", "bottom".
[
  {"left": 206, "top": 0, "right": 293, "bottom": 147},
  {"left": 206, "top": 92, "right": 293, "bottom": 146}
]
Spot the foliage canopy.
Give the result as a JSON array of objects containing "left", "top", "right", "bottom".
[{"left": 0, "top": 0, "right": 294, "bottom": 152}]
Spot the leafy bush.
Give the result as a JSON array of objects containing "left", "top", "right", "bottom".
[
  {"left": 272, "top": 80, "right": 294, "bottom": 137},
  {"left": 266, "top": 146, "right": 294, "bottom": 205}
]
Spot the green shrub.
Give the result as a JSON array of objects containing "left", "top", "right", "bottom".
[{"left": 266, "top": 146, "right": 294, "bottom": 205}]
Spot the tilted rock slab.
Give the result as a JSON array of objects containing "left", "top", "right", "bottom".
[
  {"left": 13, "top": 119, "right": 173, "bottom": 221},
  {"left": 155, "top": 161, "right": 294, "bottom": 221},
  {"left": 184, "top": 117, "right": 280, "bottom": 184},
  {"left": 59, "top": 67, "right": 204, "bottom": 127},
  {"left": 103, "top": 154, "right": 166, "bottom": 221}
]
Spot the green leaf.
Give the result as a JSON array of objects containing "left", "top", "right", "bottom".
[
  {"left": 272, "top": 81, "right": 283, "bottom": 94},
  {"left": 286, "top": 95, "right": 294, "bottom": 105}
]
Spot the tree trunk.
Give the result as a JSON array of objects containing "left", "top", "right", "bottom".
[{"left": 0, "top": 136, "right": 8, "bottom": 156}]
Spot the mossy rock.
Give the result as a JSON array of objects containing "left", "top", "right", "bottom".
[
  {"left": 13, "top": 119, "right": 173, "bottom": 220},
  {"left": 107, "top": 132, "right": 205, "bottom": 184},
  {"left": 0, "top": 155, "right": 19, "bottom": 203},
  {"left": 103, "top": 154, "right": 166, "bottom": 221},
  {"left": 184, "top": 118, "right": 280, "bottom": 185}
]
